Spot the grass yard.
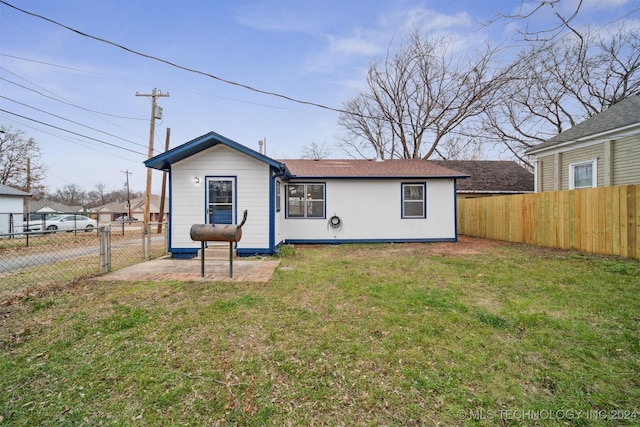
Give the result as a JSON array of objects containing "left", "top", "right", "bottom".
[{"left": 1, "top": 237, "right": 639, "bottom": 426}]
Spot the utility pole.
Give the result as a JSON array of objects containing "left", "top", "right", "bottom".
[
  {"left": 157, "top": 128, "right": 170, "bottom": 233},
  {"left": 121, "top": 170, "right": 132, "bottom": 218},
  {"left": 136, "top": 88, "right": 169, "bottom": 226}
]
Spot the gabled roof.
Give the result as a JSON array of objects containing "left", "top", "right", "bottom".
[
  {"left": 527, "top": 95, "right": 640, "bottom": 154},
  {"left": 145, "top": 131, "right": 468, "bottom": 180},
  {"left": 281, "top": 159, "right": 468, "bottom": 179},
  {"left": 145, "top": 131, "right": 287, "bottom": 172},
  {"left": 0, "top": 184, "right": 31, "bottom": 197},
  {"left": 95, "top": 195, "right": 168, "bottom": 213},
  {"left": 29, "top": 199, "right": 82, "bottom": 213},
  {"left": 432, "top": 160, "right": 533, "bottom": 193}
]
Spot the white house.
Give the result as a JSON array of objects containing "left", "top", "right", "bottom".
[
  {"left": 0, "top": 184, "right": 31, "bottom": 234},
  {"left": 145, "top": 131, "right": 468, "bottom": 258}
]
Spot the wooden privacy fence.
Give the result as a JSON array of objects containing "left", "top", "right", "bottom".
[{"left": 457, "top": 184, "right": 639, "bottom": 260}]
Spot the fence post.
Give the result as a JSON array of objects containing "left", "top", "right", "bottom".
[
  {"left": 100, "top": 226, "right": 111, "bottom": 273},
  {"left": 144, "top": 223, "right": 151, "bottom": 261}
]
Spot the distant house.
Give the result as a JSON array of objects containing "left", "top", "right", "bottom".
[
  {"left": 526, "top": 95, "right": 640, "bottom": 192},
  {"left": 29, "top": 199, "right": 83, "bottom": 215},
  {"left": 95, "top": 195, "right": 168, "bottom": 223},
  {"left": 432, "top": 160, "right": 534, "bottom": 198},
  {"left": 145, "top": 131, "right": 468, "bottom": 258},
  {"left": 0, "top": 184, "right": 31, "bottom": 234}
]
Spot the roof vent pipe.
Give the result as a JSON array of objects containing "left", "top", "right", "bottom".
[{"left": 258, "top": 137, "right": 267, "bottom": 155}]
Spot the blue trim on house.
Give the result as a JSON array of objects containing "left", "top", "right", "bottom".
[
  {"left": 289, "top": 175, "right": 468, "bottom": 180},
  {"left": 167, "top": 170, "right": 173, "bottom": 252},
  {"left": 285, "top": 238, "right": 457, "bottom": 245},
  {"left": 400, "top": 182, "right": 427, "bottom": 219},
  {"left": 204, "top": 175, "right": 237, "bottom": 221},
  {"left": 145, "top": 131, "right": 289, "bottom": 175},
  {"left": 170, "top": 247, "right": 199, "bottom": 259},
  {"left": 453, "top": 179, "right": 459, "bottom": 242},
  {"left": 237, "top": 247, "right": 275, "bottom": 257},
  {"left": 268, "top": 167, "right": 276, "bottom": 254}
]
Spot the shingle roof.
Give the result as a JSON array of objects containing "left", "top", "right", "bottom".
[
  {"left": 29, "top": 199, "right": 82, "bottom": 213},
  {"left": 280, "top": 159, "right": 468, "bottom": 179},
  {"left": 0, "top": 184, "right": 31, "bottom": 197},
  {"left": 432, "top": 160, "right": 533, "bottom": 193},
  {"left": 527, "top": 95, "right": 640, "bottom": 154},
  {"left": 145, "top": 131, "right": 285, "bottom": 172}
]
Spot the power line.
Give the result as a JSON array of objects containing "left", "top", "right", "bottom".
[
  {"left": 0, "top": 109, "right": 148, "bottom": 156},
  {"left": 0, "top": 0, "right": 352, "bottom": 116},
  {"left": 0, "top": 53, "right": 108, "bottom": 75},
  {"left": 1, "top": 95, "right": 151, "bottom": 151},
  {"left": 0, "top": 113, "right": 144, "bottom": 164},
  {"left": 0, "top": 73, "right": 146, "bottom": 121}
]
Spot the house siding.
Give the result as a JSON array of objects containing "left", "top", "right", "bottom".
[
  {"left": 170, "top": 145, "right": 271, "bottom": 253},
  {"left": 0, "top": 196, "right": 25, "bottom": 233},
  {"left": 538, "top": 155, "right": 556, "bottom": 192},
  {"left": 559, "top": 144, "right": 604, "bottom": 190},
  {"left": 283, "top": 179, "right": 457, "bottom": 242},
  {"left": 274, "top": 178, "right": 286, "bottom": 247},
  {"left": 612, "top": 134, "right": 640, "bottom": 185}
]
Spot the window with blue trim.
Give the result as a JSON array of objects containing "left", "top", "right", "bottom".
[
  {"left": 276, "top": 181, "right": 281, "bottom": 212},
  {"left": 402, "top": 183, "right": 426, "bottom": 218},
  {"left": 286, "top": 183, "right": 325, "bottom": 218}
]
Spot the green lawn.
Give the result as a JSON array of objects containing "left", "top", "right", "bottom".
[{"left": 1, "top": 238, "right": 639, "bottom": 426}]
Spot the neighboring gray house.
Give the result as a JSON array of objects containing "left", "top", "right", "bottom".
[
  {"left": 0, "top": 184, "right": 31, "bottom": 234},
  {"left": 526, "top": 95, "right": 640, "bottom": 192},
  {"left": 432, "top": 160, "right": 534, "bottom": 198}
]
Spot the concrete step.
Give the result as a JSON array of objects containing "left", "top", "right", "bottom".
[{"left": 197, "top": 244, "right": 238, "bottom": 260}]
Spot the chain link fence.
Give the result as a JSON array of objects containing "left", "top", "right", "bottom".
[{"left": 0, "top": 218, "right": 168, "bottom": 301}]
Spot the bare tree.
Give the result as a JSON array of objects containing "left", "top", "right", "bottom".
[
  {"left": 53, "top": 184, "right": 86, "bottom": 206},
  {"left": 87, "top": 183, "right": 109, "bottom": 206},
  {"left": 433, "top": 135, "right": 485, "bottom": 161},
  {"left": 300, "top": 141, "right": 333, "bottom": 160},
  {"left": 337, "top": 32, "right": 509, "bottom": 160},
  {"left": 0, "top": 125, "right": 47, "bottom": 195},
  {"left": 479, "top": 27, "right": 640, "bottom": 167},
  {"left": 487, "top": 0, "right": 586, "bottom": 42}
]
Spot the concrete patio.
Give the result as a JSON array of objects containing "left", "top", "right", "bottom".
[{"left": 97, "top": 256, "right": 280, "bottom": 283}]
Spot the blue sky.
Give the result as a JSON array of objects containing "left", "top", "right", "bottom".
[{"left": 1, "top": 0, "right": 637, "bottom": 195}]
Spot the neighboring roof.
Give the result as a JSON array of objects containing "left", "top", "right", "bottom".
[
  {"left": 281, "top": 159, "right": 468, "bottom": 179},
  {"left": 145, "top": 131, "right": 287, "bottom": 172},
  {"left": 527, "top": 95, "right": 640, "bottom": 154},
  {"left": 95, "top": 195, "right": 168, "bottom": 213},
  {"left": 432, "top": 160, "right": 534, "bottom": 193},
  {"left": 29, "top": 199, "right": 82, "bottom": 213},
  {"left": 0, "top": 184, "right": 31, "bottom": 197}
]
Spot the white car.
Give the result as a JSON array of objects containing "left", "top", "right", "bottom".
[{"left": 23, "top": 214, "right": 98, "bottom": 233}]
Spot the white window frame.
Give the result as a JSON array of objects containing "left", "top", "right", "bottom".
[
  {"left": 569, "top": 159, "right": 597, "bottom": 190},
  {"left": 401, "top": 182, "right": 426, "bottom": 219}
]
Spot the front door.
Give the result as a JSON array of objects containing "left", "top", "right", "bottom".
[{"left": 207, "top": 178, "right": 235, "bottom": 225}]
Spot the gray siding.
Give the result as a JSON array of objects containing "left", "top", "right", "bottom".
[
  {"left": 612, "top": 135, "right": 640, "bottom": 185},
  {"left": 539, "top": 155, "right": 556, "bottom": 192},
  {"left": 560, "top": 144, "right": 604, "bottom": 190}
]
